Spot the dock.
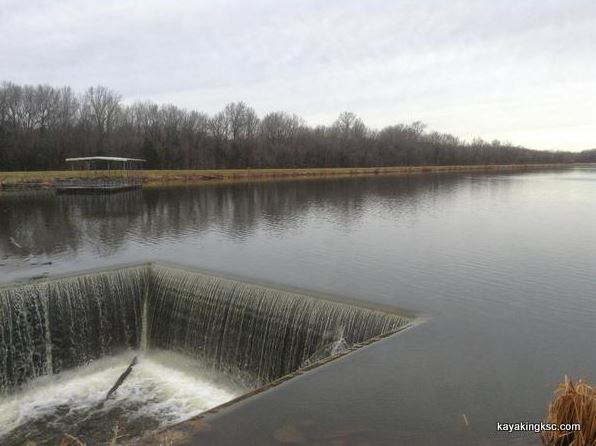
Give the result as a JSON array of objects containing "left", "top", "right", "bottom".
[
  {"left": 55, "top": 179, "right": 142, "bottom": 194},
  {"left": 55, "top": 156, "right": 145, "bottom": 194}
]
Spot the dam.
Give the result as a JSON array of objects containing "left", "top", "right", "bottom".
[{"left": 0, "top": 263, "right": 411, "bottom": 444}]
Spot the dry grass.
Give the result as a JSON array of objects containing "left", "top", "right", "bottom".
[
  {"left": 58, "top": 433, "right": 85, "bottom": 446},
  {"left": 542, "top": 376, "right": 596, "bottom": 446},
  {"left": 0, "top": 163, "right": 573, "bottom": 187}
]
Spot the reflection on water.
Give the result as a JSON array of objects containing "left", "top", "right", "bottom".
[
  {"left": 1, "top": 168, "right": 596, "bottom": 445},
  {"left": 0, "top": 174, "right": 487, "bottom": 269},
  {"left": 0, "top": 191, "right": 145, "bottom": 260}
]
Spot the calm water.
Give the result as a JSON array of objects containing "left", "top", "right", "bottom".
[{"left": 1, "top": 167, "right": 595, "bottom": 445}]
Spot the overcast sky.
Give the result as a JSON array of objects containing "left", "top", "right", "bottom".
[{"left": 1, "top": 0, "right": 594, "bottom": 151}]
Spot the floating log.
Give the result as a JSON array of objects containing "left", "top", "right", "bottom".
[{"left": 105, "top": 356, "right": 138, "bottom": 401}]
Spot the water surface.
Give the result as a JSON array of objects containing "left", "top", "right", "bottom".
[{"left": 1, "top": 167, "right": 595, "bottom": 445}]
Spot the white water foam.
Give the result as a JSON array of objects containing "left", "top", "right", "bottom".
[{"left": 0, "top": 350, "right": 245, "bottom": 442}]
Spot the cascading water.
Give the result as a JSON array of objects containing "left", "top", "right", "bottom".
[
  {"left": 0, "top": 263, "right": 411, "bottom": 443},
  {"left": 0, "top": 266, "right": 147, "bottom": 392},
  {"left": 148, "top": 265, "right": 409, "bottom": 386}
]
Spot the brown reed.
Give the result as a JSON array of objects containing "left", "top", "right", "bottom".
[{"left": 541, "top": 376, "right": 595, "bottom": 446}]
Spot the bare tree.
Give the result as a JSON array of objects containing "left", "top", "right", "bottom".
[
  {"left": 0, "top": 81, "right": 586, "bottom": 171},
  {"left": 224, "top": 102, "right": 259, "bottom": 141},
  {"left": 82, "top": 85, "right": 122, "bottom": 153}
]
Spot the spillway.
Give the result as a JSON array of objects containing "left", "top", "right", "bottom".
[
  {"left": 0, "top": 263, "right": 411, "bottom": 443},
  {"left": 148, "top": 264, "right": 408, "bottom": 386},
  {"left": 0, "top": 265, "right": 147, "bottom": 391}
]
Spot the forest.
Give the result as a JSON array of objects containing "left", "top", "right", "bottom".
[{"left": 0, "top": 82, "right": 593, "bottom": 171}]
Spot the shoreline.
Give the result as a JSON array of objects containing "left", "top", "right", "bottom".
[{"left": 0, "top": 163, "right": 579, "bottom": 190}]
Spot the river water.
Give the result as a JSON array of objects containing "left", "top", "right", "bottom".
[{"left": 1, "top": 167, "right": 595, "bottom": 445}]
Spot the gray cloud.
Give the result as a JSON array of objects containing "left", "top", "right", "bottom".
[{"left": 1, "top": 0, "right": 594, "bottom": 150}]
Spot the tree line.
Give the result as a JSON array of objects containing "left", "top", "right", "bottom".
[{"left": 0, "top": 82, "right": 593, "bottom": 171}]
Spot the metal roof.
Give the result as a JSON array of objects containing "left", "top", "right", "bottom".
[{"left": 65, "top": 156, "right": 146, "bottom": 163}]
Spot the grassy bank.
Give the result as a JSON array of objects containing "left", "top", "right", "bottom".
[{"left": 0, "top": 164, "right": 575, "bottom": 189}]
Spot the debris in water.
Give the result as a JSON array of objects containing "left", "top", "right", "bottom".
[
  {"left": 106, "top": 356, "right": 138, "bottom": 400},
  {"left": 9, "top": 237, "right": 23, "bottom": 249},
  {"left": 108, "top": 422, "right": 119, "bottom": 446},
  {"left": 462, "top": 413, "right": 469, "bottom": 427},
  {"left": 59, "top": 433, "right": 85, "bottom": 446}
]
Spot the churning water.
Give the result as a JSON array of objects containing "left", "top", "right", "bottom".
[
  {"left": 0, "top": 266, "right": 146, "bottom": 391},
  {"left": 0, "top": 351, "right": 243, "bottom": 444},
  {"left": 0, "top": 264, "right": 409, "bottom": 443}
]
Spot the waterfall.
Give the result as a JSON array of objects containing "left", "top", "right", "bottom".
[
  {"left": 0, "top": 266, "right": 147, "bottom": 392},
  {"left": 1, "top": 263, "right": 411, "bottom": 393},
  {"left": 0, "top": 286, "right": 50, "bottom": 391},
  {"left": 147, "top": 265, "right": 409, "bottom": 386}
]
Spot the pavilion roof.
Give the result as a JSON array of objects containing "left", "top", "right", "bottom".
[{"left": 65, "top": 156, "right": 146, "bottom": 163}]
